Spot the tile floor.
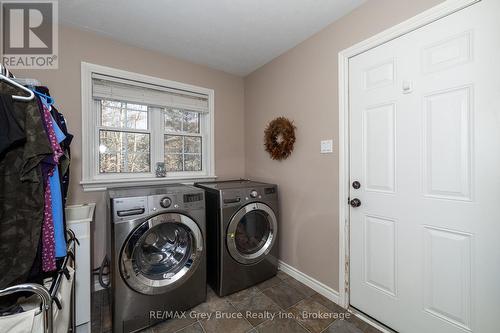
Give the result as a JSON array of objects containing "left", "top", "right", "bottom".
[{"left": 92, "top": 270, "right": 381, "bottom": 333}]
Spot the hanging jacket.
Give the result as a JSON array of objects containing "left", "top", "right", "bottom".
[
  {"left": 0, "top": 83, "right": 53, "bottom": 288},
  {"left": 0, "top": 96, "right": 25, "bottom": 156}
]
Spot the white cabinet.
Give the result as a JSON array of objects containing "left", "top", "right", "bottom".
[{"left": 66, "top": 203, "right": 95, "bottom": 333}]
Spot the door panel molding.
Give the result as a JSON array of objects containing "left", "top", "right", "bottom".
[
  {"left": 422, "top": 225, "right": 472, "bottom": 331},
  {"left": 421, "top": 30, "right": 474, "bottom": 74},
  {"left": 338, "top": 0, "right": 480, "bottom": 313},
  {"left": 363, "top": 215, "right": 397, "bottom": 297},
  {"left": 363, "top": 102, "right": 397, "bottom": 194},
  {"left": 363, "top": 59, "right": 396, "bottom": 90},
  {"left": 422, "top": 84, "right": 473, "bottom": 201}
]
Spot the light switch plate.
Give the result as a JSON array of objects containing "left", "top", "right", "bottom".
[{"left": 320, "top": 140, "right": 333, "bottom": 154}]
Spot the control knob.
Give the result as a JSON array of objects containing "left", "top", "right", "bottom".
[
  {"left": 160, "top": 197, "right": 172, "bottom": 208},
  {"left": 250, "top": 190, "right": 258, "bottom": 198}
]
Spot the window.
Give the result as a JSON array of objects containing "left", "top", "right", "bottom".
[
  {"left": 81, "top": 63, "right": 214, "bottom": 190},
  {"left": 164, "top": 108, "right": 203, "bottom": 172},
  {"left": 99, "top": 101, "right": 151, "bottom": 173}
]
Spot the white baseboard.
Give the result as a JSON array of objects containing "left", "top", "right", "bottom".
[
  {"left": 278, "top": 260, "right": 341, "bottom": 306},
  {"left": 278, "top": 261, "right": 393, "bottom": 332}
]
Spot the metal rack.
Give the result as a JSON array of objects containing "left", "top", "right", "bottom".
[{"left": 0, "top": 229, "right": 78, "bottom": 333}]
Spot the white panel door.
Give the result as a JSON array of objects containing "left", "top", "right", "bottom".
[{"left": 349, "top": 1, "right": 500, "bottom": 332}]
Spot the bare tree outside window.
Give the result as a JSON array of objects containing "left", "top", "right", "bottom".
[
  {"left": 99, "top": 100, "right": 151, "bottom": 173},
  {"left": 164, "top": 108, "right": 202, "bottom": 172},
  {"left": 97, "top": 101, "right": 203, "bottom": 175}
]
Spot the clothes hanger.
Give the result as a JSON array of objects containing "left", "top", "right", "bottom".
[
  {"left": 0, "top": 73, "right": 35, "bottom": 101},
  {"left": 33, "top": 89, "right": 55, "bottom": 106},
  {"left": 0, "top": 63, "right": 11, "bottom": 77}
]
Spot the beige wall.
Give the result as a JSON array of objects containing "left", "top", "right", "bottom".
[
  {"left": 13, "top": 0, "right": 445, "bottom": 288},
  {"left": 17, "top": 25, "right": 245, "bottom": 268},
  {"left": 244, "top": 0, "right": 443, "bottom": 291}
]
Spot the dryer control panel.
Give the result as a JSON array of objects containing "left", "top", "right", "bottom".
[{"left": 221, "top": 185, "right": 278, "bottom": 207}]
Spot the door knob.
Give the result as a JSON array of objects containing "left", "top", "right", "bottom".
[{"left": 350, "top": 198, "right": 361, "bottom": 208}]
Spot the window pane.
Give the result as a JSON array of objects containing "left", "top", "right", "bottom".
[
  {"left": 165, "top": 154, "right": 183, "bottom": 172},
  {"left": 164, "top": 135, "right": 202, "bottom": 172},
  {"left": 127, "top": 132, "right": 150, "bottom": 152},
  {"left": 185, "top": 154, "right": 202, "bottom": 171},
  {"left": 126, "top": 109, "right": 148, "bottom": 130},
  {"left": 99, "top": 153, "right": 118, "bottom": 173},
  {"left": 127, "top": 153, "right": 150, "bottom": 173},
  {"left": 101, "top": 100, "right": 148, "bottom": 130},
  {"left": 165, "top": 108, "right": 183, "bottom": 132},
  {"left": 183, "top": 111, "right": 200, "bottom": 133},
  {"left": 99, "top": 130, "right": 150, "bottom": 173},
  {"left": 165, "top": 135, "right": 183, "bottom": 153},
  {"left": 164, "top": 108, "right": 200, "bottom": 133},
  {"left": 100, "top": 104, "right": 122, "bottom": 128},
  {"left": 184, "top": 136, "right": 202, "bottom": 153}
]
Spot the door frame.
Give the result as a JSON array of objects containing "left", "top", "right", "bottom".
[{"left": 337, "top": 0, "right": 480, "bottom": 310}]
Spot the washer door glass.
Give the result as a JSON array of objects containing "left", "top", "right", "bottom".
[
  {"left": 227, "top": 203, "right": 277, "bottom": 265},
  {"left": 135, "top": 223, "right": 191, "bottom": 279},
  {"left": 121, "top": 213, "right": 203, "bottom": 295}
]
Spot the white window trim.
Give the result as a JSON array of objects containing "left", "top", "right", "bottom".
[{"left": 80, "top": 62, "right": 216, "bottom": 191}]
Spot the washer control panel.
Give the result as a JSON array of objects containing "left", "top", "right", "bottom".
[
  {"left": 112, "top": 196, "right": 148, "bottom": 222},
  {"left": 110, "top": 186, "right": 205, "bottom": 222},
  {"left": 148, "top": 192, "right": 204, "bottom": 213}
]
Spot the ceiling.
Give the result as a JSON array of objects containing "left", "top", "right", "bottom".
[{"left": 60, "top": 0, "right": 365, "bottom": 76}]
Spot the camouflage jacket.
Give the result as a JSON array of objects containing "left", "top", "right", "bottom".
[{"left": 0, "top": 84, "right": 53, "bottom": 288}]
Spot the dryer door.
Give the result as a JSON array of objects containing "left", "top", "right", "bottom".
[
  {"left": 226, "top": 203, "right": 277, "bottom": 265},
  {"left": 120, "top": 212, "right": 203, "bottom": 295}
]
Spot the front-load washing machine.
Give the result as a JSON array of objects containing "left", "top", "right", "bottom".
[
  {"left": 195, "top": 180, "right": 279, "bottom": 296},
  {"left": 107, "top": 185, "right": 206, "bottom": 332}
]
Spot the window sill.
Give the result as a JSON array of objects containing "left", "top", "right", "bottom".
[{"left": 80, "top": 175, "right": 217, "bottom": 192}]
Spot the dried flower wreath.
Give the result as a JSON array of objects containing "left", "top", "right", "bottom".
[{"left": 264, "top": 117, "right": 296, "bottom": 160}]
